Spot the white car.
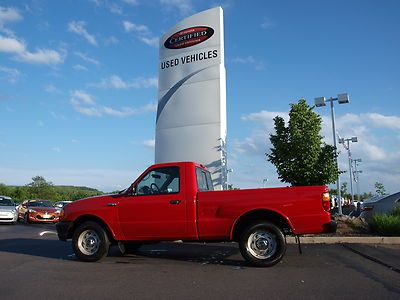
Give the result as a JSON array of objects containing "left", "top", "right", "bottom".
[{"left": 0, "top": 196, "right": 18, "bottom": 224}]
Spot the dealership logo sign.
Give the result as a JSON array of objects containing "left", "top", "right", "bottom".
[{"left": 164, "top": 26, "right": 214, "bottom": 49}]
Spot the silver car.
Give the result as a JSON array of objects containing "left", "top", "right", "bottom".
[
  {"left": 0, "top": 196, "right": 18, "bottom": 224},
  {"left": 360, "top": 192, "right": 400, "bottom": 221}
]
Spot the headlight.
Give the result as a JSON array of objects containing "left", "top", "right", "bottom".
[{"left": 29, "top": 209, "right": 36, "bottom": 213}]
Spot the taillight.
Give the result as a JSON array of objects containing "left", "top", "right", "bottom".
[{"left": 322, "top": 192, "right": 331, "bottom": 212}]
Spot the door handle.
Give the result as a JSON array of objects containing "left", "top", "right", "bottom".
[
  {"left": 107, "top": 203, "right": 118, "bottom": 207},
  {"left": 169, "top": 200, "right": 181, "bottom": 205}
]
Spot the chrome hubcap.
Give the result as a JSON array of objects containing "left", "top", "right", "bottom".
[
  {"left": 247, "top": 230, "right": 277, "bottom": 259},
  {"left": 78, "top": 230, "right": 100, "bottom": 256}
]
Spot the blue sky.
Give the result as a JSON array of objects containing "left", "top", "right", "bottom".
[{"left": 0, "top": 0, "right": 399, "bottom": 194}]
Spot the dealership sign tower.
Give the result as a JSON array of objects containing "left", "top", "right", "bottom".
[{"left": 155, "top": 7, "right": 227, "bottom": 189}]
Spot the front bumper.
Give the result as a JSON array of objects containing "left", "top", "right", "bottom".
[
  {"left": 323, "top": 221, "right": 337, "bottom": 233},
  {"left": 56, "top": 221, "right": 73, "bottom": 241},
  {"left": 28, "top": 212, "right": 59, "bottom": 223},
  {"left": 0, "top": 211, "right": 18, "bottom": 223}
]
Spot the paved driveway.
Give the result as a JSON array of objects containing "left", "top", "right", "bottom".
[{"left": 0, "top": 223, "right": 399, "bottom": 299}]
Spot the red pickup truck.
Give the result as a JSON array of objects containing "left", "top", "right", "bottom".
[{"left": 56, "top": 161, "right": 336, "bottom": 267}]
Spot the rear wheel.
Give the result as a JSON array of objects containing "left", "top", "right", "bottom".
[
  {"left": 239, "top": 221, "right": 286, "bottom": 267},
  {"left": 72, "top": 221, "right": 110, "bottom": 262}
]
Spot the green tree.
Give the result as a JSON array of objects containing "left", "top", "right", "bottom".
[
  {"left": 341, "top": 182, "right": 349, "bottom": 198},
  {"left": 0, "top": 183, "right": 11, "bottom": 196},
  {"left": 267, "top": 99, "right": 339, "bottom": 186},
  {"left": 26, "top": 176, "right": 56, "bottom": 200},
  {"left": 12, "top": 186, "right": 29, "bottom": 202},
  {"left": 374, "top": 182, "right": 387, "bottom": 196}
]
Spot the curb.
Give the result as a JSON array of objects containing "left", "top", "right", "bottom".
[{"left": 286, "top": 236, "right": 400, "bottom": 244}]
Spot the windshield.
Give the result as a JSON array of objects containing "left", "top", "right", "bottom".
[
  {"left": 29, "top": 201, "right": 52, "bottom": 207},
  {"left": 0, "top": 198, "right": 14, "bottom": 206}
]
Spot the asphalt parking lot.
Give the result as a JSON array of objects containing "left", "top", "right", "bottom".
[{"left": 0, "top": 223, "right": 399, "bottom": 299}]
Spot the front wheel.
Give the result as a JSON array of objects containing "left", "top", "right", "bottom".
[
  {"left": 72, "top": 221, "right": 110, "bottom": 262},
  {"left": 239, "top": 221, "right": 286, "bottom": 267}
]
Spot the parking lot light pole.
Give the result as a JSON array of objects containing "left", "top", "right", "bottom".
[
  {"left": 315, "top": 93, "right": 350, "bottom": 215},
  {"left": 339, "top": 136, "right": 358, "bottom": 205},
  {"left": 353, "top": 158, "right": 362, "bottom": 202}
]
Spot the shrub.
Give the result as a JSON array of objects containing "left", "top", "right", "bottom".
[
  {"left": 392, "top": 206, "right": 400, "bottom": 217},
  {"left": 370, "top": 208, "right": 400, "bottom": 236}
]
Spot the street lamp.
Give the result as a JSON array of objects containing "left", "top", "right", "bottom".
[
  {"left": 314, "top": 93, "right": 350, "bottom": 215},
  {"left": 262, "top": 178, "right": 269, "bottom": 187},
  {"left": 339, "top": 136, "right": 358, "bottom": 205},
  {"left": 353, "top": 159, "right": 362, "bottom": 202}
]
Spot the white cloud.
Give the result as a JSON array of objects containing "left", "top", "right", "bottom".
[
  {"left": 74, "top": 51, "right": 100, "bottom": 65},
  {"left": 123, "top": 21, "right": 150, "bottom": 35},
  {"left": 73, "top": 64, "right": 88, "bottom": 71},
  {"left": 0, "top": 6, "right": 23, "bottom": 36},
  {"left": 123, "top": 0, "right": 139, "bottom": 5},
  {"left": 142, "top": 139, "right": 155, "bottom": 149},
  {"left": 52, "top": 147, "right": 61, "bottom": 153},
  {"left": 70, "top": 89, "right": 157, "bottom": 118},
  {"left": 364, "top": 113, "right": 400, "bottom": 130},
  {"left": 261, "top": 17, "right": 275, "bottom": 29},
  {"left": 109, "top": 3, "right": 123, "bottom": 14},
  {"left": 0, "top": 65, "right": 21, "bottom": 83},
  {"left": 44, "top": 84, "right": 60, "bottom": 93},
  {"left": 104, "top": 36, "right": 119, "bottom": 45},
  {"left": 0, "top": 6, "right": 22, "bottom": 24},
  {"left": 71, "top": 90, "right": 96, "bottom": 105},
  {"left": 68, "top": 21, "right": 98, "bottom": 46},
  {"left": 123, "top": 20, "right": 158, "bottom": 47},
  {"left": 92, "top": 75, "right": 158, "bottom": 89},
  {"left": 0, "top": 36, "right": 65, "bottom": 65},
  {"left": 17, "top": 48, "right": 65, "bottom": 65},
  {"left": 0, "top": 36, "right": 25, "bottom": 53},
  {"left": 160, "top": 0, "right": 193, "bottom": 16},
  {"left": 140, "top": 36, "right": 159, "bottom": 47},
  {"left": 230, "top": 56, "right": 265, "bottom": 71},
  {"left": 88, "top": 0, "right": 102, "bottom": 6}
]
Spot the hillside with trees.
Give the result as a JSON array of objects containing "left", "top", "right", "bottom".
[{"left": 0, "top": 176, "right": 103, "bottom": 202}]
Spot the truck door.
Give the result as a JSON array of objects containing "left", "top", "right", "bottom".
[{"left": 118, "top": 166, "right": 187, "bottom": 240}]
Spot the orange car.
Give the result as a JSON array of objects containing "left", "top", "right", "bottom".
[{"left": 18, "top": 200, "right": 59, "bottom": 224}]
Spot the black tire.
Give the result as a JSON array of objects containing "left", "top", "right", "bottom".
[
  {"left": 239, "top": 221, "right": 286, "bottom": 267},
  {"left": 72, "top": 221, "right": 110, "bottom": 262}
]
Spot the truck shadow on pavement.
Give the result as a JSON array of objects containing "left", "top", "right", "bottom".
[
  {"left": 0, "top": 239, "right": 245, "bottom": 266},
  {"left": 0, "top": 238, "right": 72, "bottom": 259},
  {"left": 132, "top": 242, "right": 246, "bottom": 267}
]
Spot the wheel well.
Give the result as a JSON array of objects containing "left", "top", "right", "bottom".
[
  {"left": 71, "top": 215, "right": 115, "bottom": 242},
  {"left": 231, "top": 209, "right": 292, "bottom": 241}
]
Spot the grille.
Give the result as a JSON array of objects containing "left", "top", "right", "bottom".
[{"left": 36, "top": 215, "right": 55, "bottom": 220}]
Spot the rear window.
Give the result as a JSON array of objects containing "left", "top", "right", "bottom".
[{"left": 196, "top": 167, "right": 214, "bottom": 191}]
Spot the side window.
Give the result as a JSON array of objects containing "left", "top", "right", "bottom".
[
  {"left": 196, "top": 167, "right": 214, "bottom": 191},
  {"left": 136, "top": 167, "right": 180, "bottom": 196}
]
